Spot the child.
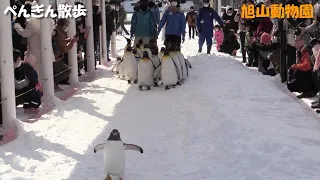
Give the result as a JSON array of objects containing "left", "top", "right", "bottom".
[
  {"left": 13, "top": 49, "right": 42, "bottom": 114},
  {"left": 213, "top": 24, "right": 223, "bottom": 51}
]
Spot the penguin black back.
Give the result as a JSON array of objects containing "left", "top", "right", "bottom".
[
  {"left": 107, "top": 129, "right": 121, "bottom": 141},
  {"left": 142, "top": 51, "right": 149, "bottom": 58},
  {"left": 168, "top": 47, "right": 174, "bottom": 52},
  {"left": 175, "top": 46, "right": 181, "bottom": 51},
  {"left": 143, "top": 44, "right": 149, "bottom": 49},
  {"left": 126, "top": 46, "right": 132, "bottom": 52},
  {"left": 138, "top": 39, "right": 143, "bottom": 45}
]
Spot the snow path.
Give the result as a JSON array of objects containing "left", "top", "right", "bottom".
[{"left": 2, "top": 39, "right": 320, "bottom": 179}]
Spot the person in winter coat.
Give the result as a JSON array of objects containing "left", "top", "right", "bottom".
[
  {"left": 158, "top": 0, "right": 186, "bottom": 49},
  {"left": 93, "top": 4, "right": 102, "bottom": 66},
  {"left": 131, "top": 0, "right": 156, "bottom": 46},
  {"left": 14, "top": 2, "right": 41, "bottom": 77},
  {"left": 186, "top": 6, "right": 197, "bottom": 39},
  {"left": 251, "top": 31, "right": 281, "bottom": 75},
  {"left": 106, "top": 2, "right": 115, "bottom": 62},
  {"left": 222, "top": 5, "right": 238, "bottom": 32},
  {"left": 196, "top": 0, "right": 224, "bottom": 54},
  {"left": 160, "top": 1, "right": 171, "bottom": 41},
  {"left": 116, "top": 5, "right": 129, "bottom": 35},
  {"left": 287, "top": 36, "right": 316, "bottom": 99},
  {"left": 214, "top": 24, "right": 223, "bottom": 51},
  {"left": 13, "top": 49, "right": 42, "bottom": 114},
  {"left": 235, "top": 0, "right": 247, "bottom": 63}
]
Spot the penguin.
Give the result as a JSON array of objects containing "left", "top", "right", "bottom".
[
  {"left": 94, "top": 129, "right": 143, "bottom": 180},
  {"left": 158, "top": 47, "right": 166, "bottom": 60},
  {"left": 174, "top": 47, "right": 187, "bottom": 81},
  {"left": 154, "top": 50, "right": 179, "bottom": 90},
  {"left": 168, "top": 47, "right": 182, "bottom": 85},
  {"left": 123, "top": 46, "right": 138, "bottom": 84},
  {"left": 124, "top": 37, "right": 131, "bottom": 52},
  {"left": 138, "top": 51, "right": 155, "bottom": 91},
  {"left": 132, "top": 48, "right": 141, "bottom": 62},
  {"left": 113, "top": 57, "right": 125, "bottom": 78},
  {"left": 148, "top": 38, "right": 159, "bottom": 56},
  {"left": 135, "top": 39, "right": 143, "bottom": 58},
  {"left": 142, "top": 44, "right": 153, "bottom": 59}
]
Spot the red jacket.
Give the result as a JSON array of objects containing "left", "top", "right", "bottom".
[{"left": 291, "top": 47, "right": 312, "bottom": 72}]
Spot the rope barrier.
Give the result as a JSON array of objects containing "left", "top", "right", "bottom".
[{"left": 0, "top": 64, "right": 74, "bottom": 105}]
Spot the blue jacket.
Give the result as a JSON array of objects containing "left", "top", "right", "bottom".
[
  {"left": 131, "top": 8, "right": 156, "bottom": 37},
  {"left": 151, "top": 7, "right": 160, "bottom": 25},
  {"left": 158, "top": 8, "right": 186, "bottom": 39},
  {"left": 196, "top": 7, "right": 224, "bottom": 37}
]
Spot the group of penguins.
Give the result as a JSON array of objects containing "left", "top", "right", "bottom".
[{"left": 113, "top": 38, "right": 192, "bottom": 90}]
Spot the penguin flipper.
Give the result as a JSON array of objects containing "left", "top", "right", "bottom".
[
  {"left": 123, "top": 143, "right": 143, "bottom": 153},
  {"left": 154, "top": 66, "right": 161, "bottom": 80},
  {"left": 185, "top": 59, "right": 192, "bottom": 68},
  {"left": 93, "top": 143, "right": 105, "bottom": 153}
]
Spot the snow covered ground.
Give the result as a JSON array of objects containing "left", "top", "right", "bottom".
[{"left": 3, "top": 26, "right": 320, "bottom": 180}]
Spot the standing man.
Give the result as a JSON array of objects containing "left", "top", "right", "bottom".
[
  {"left": 157, "top": 0, "right": 186, "bottom": 48},
  {"left": 196, "top": 0, "right": 224, "bottom": 54},
  {"left": 186, "top": 6, "right": 197, "bottom": 39},
  {"left": 131, "top": 0, "right": 156, "bottom": 45}
]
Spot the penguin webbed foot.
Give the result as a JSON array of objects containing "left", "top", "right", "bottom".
[
  {"left": 139, "top": 85, "right": 143, "bottom": 91},
  {"left": 147, "top": 86, "right": 151, "bottom": 90},
  {"left": 165, "top": 86, "right": 170, "bottom": 90},
  {"left": 177, "top": 82, "right": 182, "bottom": 86},
  {"left": 133, "top": 80, "right": 138, "bottom": 84},
  {"left": 128, "top": 80, "right": 131, "bottom": 84}
]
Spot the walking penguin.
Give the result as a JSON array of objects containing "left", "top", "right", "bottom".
[
  {"left": 138, "top": 51, "right": 155, "bottom": 91},
  {"left": 94, "top": 129, "right": 143, "bottom": 180}
]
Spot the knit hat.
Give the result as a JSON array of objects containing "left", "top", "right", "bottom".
[{"left": 260, "top": 33, "right": 272, "bottom": 44}]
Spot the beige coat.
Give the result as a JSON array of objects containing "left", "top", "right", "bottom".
[{"left": 14, "top": 18, "right": 55, "bottom": 77}]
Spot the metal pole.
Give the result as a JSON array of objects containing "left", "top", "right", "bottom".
[
  {"left": 39, "top": 0, "right": 55, "bottom": 106},
  {"left": 85, "top": 0, "right": 96, "bottom": 73},
  {"left": 0, "top": 0, "right": 17, "bottom": 128},
  {"left": 101, "top": 0, "right": 108, "bottom": 65},
  {"left": 66, "top": 0, "right": 79, "bottom": 85}
]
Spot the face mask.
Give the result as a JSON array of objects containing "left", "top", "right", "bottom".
[
  {"left": 63, "top": 25, "right": 69, "bottom": 32},
  {"left": 171, "top": 2, "right": 178, "bottom": 6},
  {"left": 203, "top": 3, "right": 209, "bottom": 7}
]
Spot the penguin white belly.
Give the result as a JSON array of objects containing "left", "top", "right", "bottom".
[
  {"left": 123, "top": 53, "right": 138, "bottom": 81},
  {"left": 161, "top": 59, "right": 178, "bottom": 86},
  {"left": 170, "top": 53, "right": 182, "bottom": 81},
  {"left": 138, "top": 60, "right": 154, "bottom": 86},
  {"left": 104, "top": 141, "right": 125, "bottom": 177},
  {"left": 158, "top": 52, "right": 164, "bottom": 60}
]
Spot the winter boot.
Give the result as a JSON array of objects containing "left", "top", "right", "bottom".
[{"left": 207, "top": 45, "right": 212, "bottom": 54}]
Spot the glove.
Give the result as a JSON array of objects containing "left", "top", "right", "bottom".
[{"left": 35, "top": 83, "right": 42, "bottom": 91}]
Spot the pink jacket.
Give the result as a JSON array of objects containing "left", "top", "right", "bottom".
[{"left": 214, "top": 30, "right": 223, "bottom": 44}]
